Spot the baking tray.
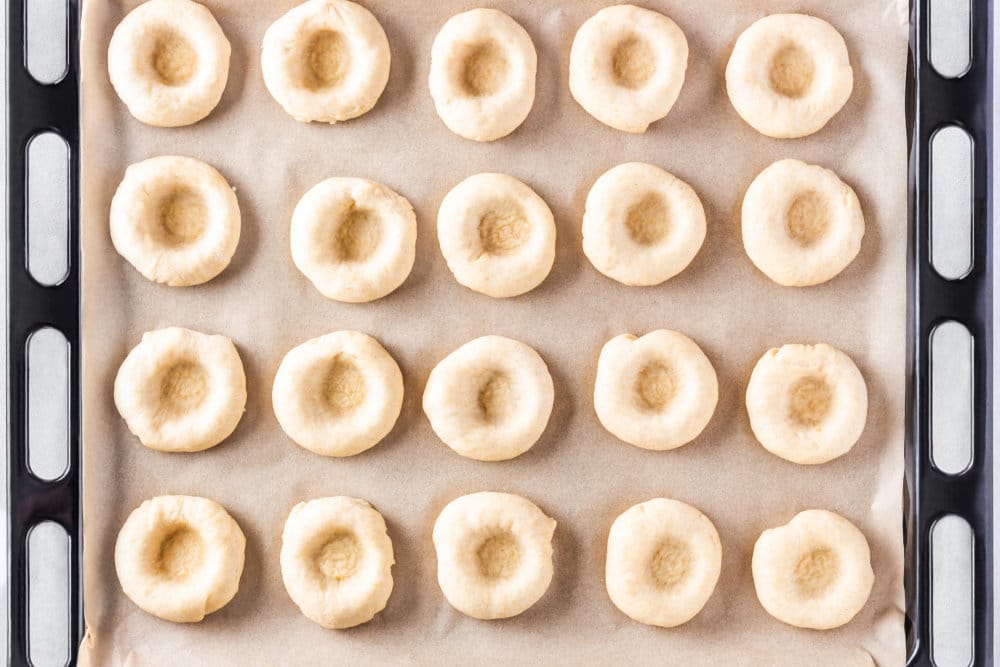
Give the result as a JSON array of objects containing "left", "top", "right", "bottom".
[{"left": 4, "top": 0, "right": 994, "bottom": 664}]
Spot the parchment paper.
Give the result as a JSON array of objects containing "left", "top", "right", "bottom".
[{"left": 77, "top": 1, "right": 910, "bottom": 664}]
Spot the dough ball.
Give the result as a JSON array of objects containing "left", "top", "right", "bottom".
[
  {"left": 569, "top": 5, "right": 688, "bottom": 133},
  {"left": 290, "top": 177, "right": 416, "bottom": 303},
  {"left": 746, "top": 343, "right": 868, "bottom": 465},
  {"left": 272, "top": 331, "right": 403, "bottom": 457},
  {"left": 726, "top": 14, "right": 853, "bottom": 138},
  {"left": 595, "top": 330, "right": 718, "bottom": 451},
  {"left": 752, "top": 509, "right": 874, "bottom": 629},
  {"left": 423, "top": 335, "right": 554, "bottom": 461},
  {"left": 432, "top": 491, "right": 556, "bottom": 619},
  {"left": 606, "top": 498, "right": 722, "bottom": 627},
  {"left": 262, "top": 0, "right": 390, "bottom": 124},
  {"left": 742, "top": 159, "right": 864, "bottom": 287},
  {"left": 114, "top": 327, "right": 246, "bottom": 452},
  {"left": 583, "top": 162, "right": 706, "bottom": 286},
  {"left": 115, "top": 495, "right": 245, "bottom": 622},
  {"left": 108, "top": 0, "right": 230, "bottom": 127},
  {"left": 428, "top": 8, "right": 536, "bottom": 141},
  {"left": 110, "top": 155, "right": 241, "bottom": 287},
  {"left": 437, "top": 173, "right": 556, "bottom": 298},
  {"left": 280, "top": 496, "right": 394, "bottom": 628}
]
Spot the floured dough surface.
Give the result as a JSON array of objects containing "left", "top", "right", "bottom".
[{"left": 115, "top": 495, "right": 246, "bottom": 622}]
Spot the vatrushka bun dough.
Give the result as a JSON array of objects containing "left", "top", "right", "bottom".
[
  {"left": 423, "top": 335, "right": 554, "bottom": 461},
  {"left": 429, "top": 9, "right": 537, "bottom": 142},
  {"left": 595, "top": 330, "right": 718, "bottom": 451},
  {"left": 433, "top": 492, "right": 556, "bottom": 620},
  {"left": 726, "top": 14, "right": 854, "bottom": 138},
  {"left": 280, "top": 496, "right": 394, "bottom": 629},
  {"left": 746, "top": 343, "right": 868, "bottom": 465},
  {"left": 272, "top": 331, "right": 404, "bottom": 457},
  {"left": 569, "top": 5, "right": 688, "bottom": 133},
  {"left": 752, "top": 509, "right": 875, "bottom": 629},
  {"left": 110, "top": 155, "right": 241, "bottom": 287},
  {"left": 742, "top": 159, "right": 865, "bottom": 287},
  {"left": 114, "top": 327, "right": 247, "bottom": 453},
  {"left": 262, "top": 0, "right": 390, "bottom": 124},
  {"left": 108, "top": 0, "right": 230, "bottom": 127},
  {"left": 115, "top": 495, "right": 246, "bottom": 623},
  {"left": 606, "top": 498, "right": 722, "bottom": 628}
]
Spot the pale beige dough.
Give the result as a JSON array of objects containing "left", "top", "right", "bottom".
[
  {"left": 726, "top": 14, "right": 854, "bottom": 138},
  {"left": 746, "top": 343, "right": 868, "bottom": 465},
  {"left": 272, "top": 331, "right": 403, "bottom": 457},
  {"left": 433, "top": 492, "right": 556, "bottom": 619},
  {"left": 606, "top": 498, "right": 722, "bottom": 627},
  {"left": 742, "top": 159, "right": 865, "bottom": 287},
  {"left": 569, "top": 5, "right": 689, "bottom": 133},
  {"left": 583, "top": 162, "right": 706, "bottom": 286},
  {"left": 290, "top": 177, "right": 416, "bottom": 303},
  {"left": 114, "top": 495, "right": 245, "bottom": 623},
  {"left": 114, "top": 327, "right": 246, "bottom": 453},
  {"left": 437, "top": 173, "right": 555, "bottom": 298},
  {"left": 110, "top": 155, "right": 241, "bottom": 287},
  {"left": 595, "top": 330, "right": 718, "bottom": 451},
  {"left": 752, "top": 509, "right": 874, "bottom": 629},
  {"left": 428, "top": 8, "right": 537, "bottom": 141},
  {"left": 280, "top": 496, "right": 394, "bottom": 629},
  {"left": 262, "top": 0, "right": 390, "bottom": 124},
  {"left": 423, "top": 335, "right": 554, "bottom": 462},
  {"left": 108, "top": 0, "right": 230, "bottom": 127}
]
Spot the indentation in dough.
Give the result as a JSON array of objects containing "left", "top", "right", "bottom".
[
  {"left": 794, "top": 547, "right": 838, "bottom": 596},
  {"left": 460, "top": 41, "right": 508, "bottom": 97},
  {"left": 154, "top": 525, "right": 204, "bottom": 579},
  {"left": 150, "top": 30, "right": 197, "bottom": 86},
  {"left": 785, "top": 190, "right": 830, "bottom": 247},
  {"left": 477, "top": 371, "right": 512, "bottom": 423},
  {"left": 314, "top": 531, "right": 362, "bottom": 583},
  {"left": 612, "top": 36, "right": 656, "bottom": 89},
  {"left": 159, "top": 361, "right": 209, "bottom": 415},
  {"left": 157, "top": 187, "right": 207, "bottom": 246},
  {"left": 478, "top": 202, "right": 530, "bottom": 254},
  {"left": 334, "top": 204, "right": 381, "bottom": 262},
  {"left": 788, "top": 376, "right": 833, "bottom": 427},
  {"left": 302, "top": 30, "right": 350, "bottom": 90},
  {"left": 635, "top": 362, "right": 676, "bottom": 411},
  {"left": 769, "top": 43, "right": 815, "bottom": 99},
  {"left": 321, "top": 358, "right": 366, "bottom": 415},
  {"left": 650, "top": 538, "right": 691, "bottom": 589},
  {"left": 625, "top": 192, "right": 670, "bottom": 246},
  {"left": 476, "top": 532, "right": 520, "bottom": 580}
]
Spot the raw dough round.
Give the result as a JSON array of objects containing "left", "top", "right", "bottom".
[
  {"left": 726, "top": 14, "right": 854, "bottom": 138},
  {"left": 114, "top": 327, "right": 246, "bottom": 453},
  {"left": 115, "top": 495, "right": 246, "bottom": 622},
  {"left": 423, "top": 336, "right": 553, "bottom": 461},
  {"left": 280, "top": 496, "right": 394, "bottom": 629},
  {"left": 261, "top": 0, "right": 391, "bottom": 124},
  {"left": 433, "top": 491, "right": 556, "bottom": 619},
  {"left": 742, "top": 159, "right": 864, "bottom": 287},
  {"left": 752, "top": 509, "right": 874, "bottom": 629},
  {"left": 606, "top": 498, "right": 722, "bottom": 627},
  {"left": 290, "top": 177, "right": 416, "bottom": 303},
  {"left": 108, "top": 0, "right": 231, "bottom": 127},
  {"left": 110, "top": 155, "right": 241, "bottom": 287},
  {"left": 746, "top": 343, "right": 868, "bottom": 465},
  {"left": 583, "top": 162, "right": 706, "bottom": 286},
  {"left": 428, "top": 8, "right": 537, "bottom": 141},
  {"left": 437, "top": 173, "right": 555, "bottom": 298},
  {"left": 569, "top": 5, "right": 689, "bottom": 133},
  {"left": 272, "top": 331, "right": 403, "bottom": 457},
  {"left": 595, "top": 330, "right": 718, "bottom": 451}
]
